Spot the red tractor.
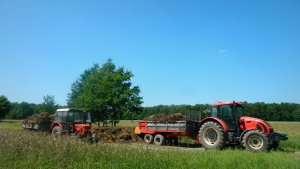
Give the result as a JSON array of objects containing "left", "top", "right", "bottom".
[
  {"left": 135, "top": 101, "right": 287, "bottom": 151},
  {"left": 51, "top": 108, "right": 91, "bottom": 137}
]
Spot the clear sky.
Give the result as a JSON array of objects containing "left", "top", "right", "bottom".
[{"left": 0, "top": 0, "right": 299, "bottom": 106}]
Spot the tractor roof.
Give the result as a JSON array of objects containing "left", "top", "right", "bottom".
[
  {"left": 56, "top": 108, "right": 83, "bottom": 112},
  {"left": 211, "top": 101, "right": 243, "bottom": 107}
]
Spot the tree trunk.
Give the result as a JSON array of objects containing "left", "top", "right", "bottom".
[{"left": 111, "top": 120, "right": 114, "bottom": 128}]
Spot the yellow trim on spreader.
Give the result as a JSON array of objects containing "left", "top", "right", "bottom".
[{"left": 134, "top": 127, "right": 141, "bottom": 134}]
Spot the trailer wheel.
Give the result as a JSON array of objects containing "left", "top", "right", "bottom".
[
  {"left": 144, "top": 134, "right": 153, "bottom": 144},
  {"left": 154, "top": 134, "right": 165, "bottom": 146},
  {"left": 199, "top": 121, "right": 226, "bottom": 149},
  {"left": 52, "top": 126, "right": 62, "bottom": 137},
  {"left": 242, "top": 130, "right": 269, "bottom": 152}
]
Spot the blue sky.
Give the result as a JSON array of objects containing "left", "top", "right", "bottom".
[{"left": 0, "top": 0, "right": 299, "bottom": 106}]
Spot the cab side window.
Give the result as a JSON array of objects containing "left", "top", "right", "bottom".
[
  {"left": 219, "top": 105, "right": 233, "bottom": 118},
  {"left": 211, "top": 107, "right": 218, "bottom": 117}
]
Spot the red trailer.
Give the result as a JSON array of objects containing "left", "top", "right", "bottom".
[
  {"left": 134, "top": 101, "right": 288, "bottom": 152},
  {"left": 135, "top": 120, "right": 197, "bottom": 145}
]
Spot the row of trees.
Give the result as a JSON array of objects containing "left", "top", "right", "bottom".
[
  {"left": 0, "top": 95, "right": 58, "bottom": 120},
  {"left": 1, "top": 59, "right": 299, "bottom": 122},
  {"left": 140, "top": 102, "right": 300, "bottom": 121}
]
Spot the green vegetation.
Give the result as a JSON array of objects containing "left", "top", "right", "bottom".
[
  {"left": 0, "top": 59, "right": 299, "bottom": 124},
  {"left": 3, "top": 95, "right": 58, "bottom": 119},
  {"left": 0, "top": 119, "right": 22, "bottom": 130},
  {"left": 1, "top": 128, "right": 299, "bottom": 169},
  {"left": 67, "top": 59, "right": 143, "bottom": 125},
  {"left": 0, "top": 121, "right": 299, "bottom": 169},
  {"left": 270, "top": 122, "right": 300, "bottom": 151},
  {"left": 0, "top": 95, "right": 11, "bottom": 119},
  {"left": 142, "top": 103, "right": 300, "bottom": 121}
]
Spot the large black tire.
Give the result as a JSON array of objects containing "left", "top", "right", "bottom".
[
  {"left": 199, "top": 121, "right": 226, "bottom": 149},
  {"left": 154, "top": 134, "right": 165, "bottom": 146},
  {"left": 144, "top": 134, "right": 154, "bottom": 144},
  {"left": 242, "top": 130, "right": 269, "bottom": 152},
  {"left": 52, "top": 126, "right": 62, "bottom": 137}
]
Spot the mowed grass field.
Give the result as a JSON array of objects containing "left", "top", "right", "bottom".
[{"left": 0, "top": 120, "right": 299, "bottom": 169}]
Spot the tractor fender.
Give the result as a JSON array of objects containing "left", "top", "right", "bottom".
[
  {"left": 51, "top": 123, "right": 63, "bottom": 130},
  {"left": 199, "top": 117, "right": 228, "bottom": 132},
  {"left": 239, "top": 130, "right": 250, "bottom": 142}
]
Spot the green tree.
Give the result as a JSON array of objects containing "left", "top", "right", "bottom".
[
  {"left": 36, "top": 95, "right": 57, "bottom": 114},
  {"left": 6, "top": 102, "right": 35, "bottom": 119},
  {"left": 68, "top": 64, "right": 100, "bottom": 107},
  {"left": 0, "top": 95, "right": 11, "bottom": 120},
  {"left": 68, "top": 59, "right": 143, "bottom": 126}
]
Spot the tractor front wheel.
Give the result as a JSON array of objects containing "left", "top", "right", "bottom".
[
  {"left": 199, "top": 121, "right": 226, "bottom": 149},
  {"left": 52, "top": 126, "right": 62, "bottom": 137},
  {"left": 242, "top": 130, "right": 269, "bottom": 152}
]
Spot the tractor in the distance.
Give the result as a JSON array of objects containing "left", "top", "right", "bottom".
[{"left": 51, "top": 108, "right": 91, "bottom": 137}]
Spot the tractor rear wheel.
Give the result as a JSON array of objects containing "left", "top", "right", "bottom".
[
  {"left": 52, "top": 126, "right": 62, "bottom": 137},
  {"left": 242, "top": 130, "right": 269, "bottom": 152},
  {"left": 154, "top": 134, "right": 165, "bottom": 146},
  {"left": 144, "top": 134, "right": 153, "bottom": 144},
  {"left": 199, "top": 121, "right": 226, "bottom": 149}
]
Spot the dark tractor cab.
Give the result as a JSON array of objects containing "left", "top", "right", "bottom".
[{"left": 51, "top": 108, "right": 91, "bottom": 137}]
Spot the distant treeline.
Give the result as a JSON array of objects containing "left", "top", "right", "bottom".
[
  {"left": 2, "top": 97, "right": 300, "bottom": 122},
  {"left": 138, "top": 102, "right": 300, "bottom": 121},
  {"left": 0, "top": 95, "right": 59, "bottom": 120}
]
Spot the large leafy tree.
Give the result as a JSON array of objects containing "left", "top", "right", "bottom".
[
  {"left": 68, "top": 64, "right": 100, "bottom": 108},
  {"left": 68, "top": 59, "right": 143, "bottom": 126},
  {"left": 0, "top": 95, "right": 11, "bottom": 119}
]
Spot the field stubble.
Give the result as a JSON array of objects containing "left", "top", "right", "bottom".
[{"left": 0, "top": 121, "right": 299, "bottom": 169}]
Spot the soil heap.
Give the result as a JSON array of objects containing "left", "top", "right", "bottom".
[
  {"left": 23, "top": 112, "right": 54, "bottom": 125},
  {"left": 92, "top": 127, "right": 142, "bottom": 143},
  {"left": 144, "top": 113, "right": 186, "bottom": 121}
]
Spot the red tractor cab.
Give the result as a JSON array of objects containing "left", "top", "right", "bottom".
[{"left": 51, "top": 108, "right": 91, "bottom": 137}]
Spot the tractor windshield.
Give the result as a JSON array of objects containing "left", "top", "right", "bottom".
[
  {"left": 54, "top": 109, "right": 91, "bottom": 124},
  {"left": 73, "top": 111, "right": 85, "bottom": 123},
  {"left": 236, "top": 105, "right": 244, "bottom": 117},
  {"left": 86, "top": 112, "right": 91, "bottom": 123},
  {"left": 72, "top": 111, "right": 91, "bottom": 124}
]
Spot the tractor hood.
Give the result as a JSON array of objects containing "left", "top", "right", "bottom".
[
  {"left": 239, "top": 116, "right": 273, "bottom": 134},
  {"left": 239, "top": 116, "right": 266, "bottom": 124}
]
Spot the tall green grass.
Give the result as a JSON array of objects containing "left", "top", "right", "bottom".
[
  {"left": 0, "top": 129, "right": 299, "bottom": 169},
  {"left": 269, "top": 122, "right": 300, "bottom": 151},
  {"left": 0, "top": 119, "right": 22, "bottom": 130}
]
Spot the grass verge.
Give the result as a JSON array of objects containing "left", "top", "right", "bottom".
[{"left": 0, "top": 128, "right": 299, "bottom": 169}]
